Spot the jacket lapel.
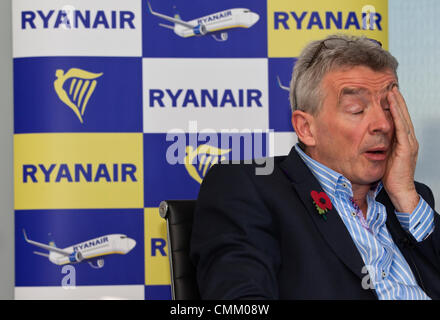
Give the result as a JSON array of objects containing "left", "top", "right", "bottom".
[{"left": 279, "top": 147, "right": 368, "bottom": 281}]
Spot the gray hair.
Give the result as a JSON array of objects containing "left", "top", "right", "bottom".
[{"left": 289, "top": 34, "right": 399, "bottom": 115}]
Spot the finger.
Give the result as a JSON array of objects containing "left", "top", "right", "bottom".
[
  {"left": 393, "top": 87, "right": 415, "bottom": 134},
  {"left": 389, "top": 89, "right": 410, "bottom": 132},
  {"left": 388, "top": 90, "right": 410, "bottom": 145},
  {"left": 392, "top": 88, "right": 418, "bottom": 149},
  {"left": 388, "top": 90, "right": 406, "bottom": 129},
  {"left": 389, "top": 90, "right": 420, "bottom": 157},
  {"left": 390, "top": 90, "right": 412, "bottom": 135}
]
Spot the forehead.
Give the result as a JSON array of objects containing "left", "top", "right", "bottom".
[{"left": 322, "top": 65, "right": 397, "bottom": 95}]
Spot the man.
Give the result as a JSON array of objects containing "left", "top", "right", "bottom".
[{"left": 190, "top": 34, "right": 440, "bottom": 299}]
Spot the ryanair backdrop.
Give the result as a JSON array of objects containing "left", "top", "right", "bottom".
[
  {"left": 144, "top": 207, "right": 172, "bottom": 300},
  {"left": 13, "top": 0, "right": 142, "bottom": 57},
  {"left": 143, "top": 58, "right": 269, "bottom": 133},
  {"left": 14, "top": 132, "right": 143, "bottom": 210},
  {"left": 15, "top": 209, "right": 144, "bottom": 287},
  {"left": 142, "top": 0, "right": 267, "bottom": 58},
  {"left": 268, "top": 0, "right": 388, "bottom": 57},
  {"left": 269, "top": 57, "right": 297, "bottom": 132},
  {"left": 144, "top": 132, "right": 269, "bottom": 207},
  {"left": 14, "top": 57, "right": 142, "bottom": 133},
  {"left": 12, "top": 0, "right": 388, "bottom": 300}
]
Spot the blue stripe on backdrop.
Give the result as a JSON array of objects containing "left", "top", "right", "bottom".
[
  {"left": 14, "top": 57, "right": 143, "bottom": 133},
  {"left": 145, "top": 285, "right": 172, "bottom": 300},
  {"left": 142, "top": 0, "right": 268, "bottom": 58},
  {"left": 15, "top": 209, "right": 144, "bottom": 287},
  {"left": 143, "top": 132, "right": 270, "bottom": 207},
  {"left": 268, "top": 57, "right": 297, "bottom": 132}
]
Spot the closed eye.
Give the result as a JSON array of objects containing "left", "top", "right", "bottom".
[{"left": 381, "top": 97, "right": 391, "bottom": 111}]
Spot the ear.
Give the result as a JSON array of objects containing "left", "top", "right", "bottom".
[{"left": 291, "top": 110, "right": 316, "bottom": 147}]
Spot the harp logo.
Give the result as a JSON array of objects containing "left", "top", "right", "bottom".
[
  {"left": 184, "top": 144, "right": 231, "bottom": 184},
  {"left": 54, "top": 68, "right": 103, "bottom": 123}
]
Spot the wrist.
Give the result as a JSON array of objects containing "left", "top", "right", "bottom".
[{"left": 389, "top": 189, "right": 420, "bottom": 213}]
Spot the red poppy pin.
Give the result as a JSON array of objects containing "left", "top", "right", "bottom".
[{"left": 311, "top": 190, "right": 332, "bottom": 221}]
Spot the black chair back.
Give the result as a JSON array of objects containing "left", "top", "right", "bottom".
[{"left": 159, "top": 200, "right": 200, "bottom": 300}]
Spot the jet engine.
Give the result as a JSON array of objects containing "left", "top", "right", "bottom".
[
  {"left": 68, "top": 251, "right": 84, "bottom": 263},
  {"left": 193, "top": 24, "right": 207, "bottom": 35}
]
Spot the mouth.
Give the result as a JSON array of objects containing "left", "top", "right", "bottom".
[{"left": 364, "top": 147, "right": 388, "bottom": 161}]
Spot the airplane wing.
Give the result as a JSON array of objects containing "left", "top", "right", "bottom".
[
  {"left": 23, "top": 229, "right": 71, "bottom": 256},
  {"left": 33, "top": 251, "right": 50, "bottom": 258},
  {"left": 147, "top": 1, "right": 195, "bottom": 29},
  {"left": 159, "top": 23, "right": 174, "bottom": 30}
]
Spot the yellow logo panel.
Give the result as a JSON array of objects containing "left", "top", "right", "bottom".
[
  {"left": 268, "top": 0, "right": 388, "bottom": 57},
  {"left": 145, "top": 208, "right": 171, "bottom": 286},
  {"left": 54, "top": 68, "right": 103, "bottom": 124},
  {"left": 14, "top": 133, "right": 143, "bottom": 210},
  {"left": 184, "top": 144, "right": 231, "bottom": 184}
]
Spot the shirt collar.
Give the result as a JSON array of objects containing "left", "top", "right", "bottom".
[{"left": 294, "top": 144, "right": 383, "bottom": 199}]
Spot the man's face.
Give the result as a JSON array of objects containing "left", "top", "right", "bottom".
[{"left": 310, "top": 65, "right": 397, "bottom": 186}]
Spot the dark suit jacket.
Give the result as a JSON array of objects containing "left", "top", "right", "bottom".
[{"left": 190, "top": 147, "right": 440, "bottom": 299}]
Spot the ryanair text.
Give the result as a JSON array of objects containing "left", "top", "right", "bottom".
[
  {"left": 273, "top": 11, "right": 382, "bottom": 30},
  {"left": 22, "top": 163, "right": 138, "bottom": 183},
  {"left": 21, "top": 9, "right": 136, "bottom": 29}
]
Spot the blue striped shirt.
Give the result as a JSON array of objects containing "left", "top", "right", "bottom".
[{"left": 295, "top": 144, "right": 434, "bottom": 300}]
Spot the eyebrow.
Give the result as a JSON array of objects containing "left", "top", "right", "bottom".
[
  {"left": 339, "top": 82, "right": 398, "bottom": 98},
  {"left": 379, "top": 82, "right": 398, "bottom": 94},
  {"left": 340, "top": 87, "right": 369, "bottom": 97}
]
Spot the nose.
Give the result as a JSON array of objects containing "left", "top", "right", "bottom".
[
  {"left": 368, "top": 102, "right": 393, "bottom": 135},
  {"left": 126, "top": 239, "right": 136, "bottom": 252},
  {"left": 248, "top": 13, "right": 260, "bottom": 26}
]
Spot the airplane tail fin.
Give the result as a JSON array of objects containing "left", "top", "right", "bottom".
[
  {"left": 172, "top": 5, "right": 181, "bottom": 20},
  {"left": 277, "top": 76, "right": 290, "bottom": 92},
  {"left": 22, "top": 229, "right": 71, "bottom": 258},
  {"left": 146, "top": 1, "right": 194, "bottom": 30},
  {"left": 46, "top": 233, "right": 61, "bottom": 260},
  {"left": 48, "top": 232, "right": 57, "bottom": 248}
]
